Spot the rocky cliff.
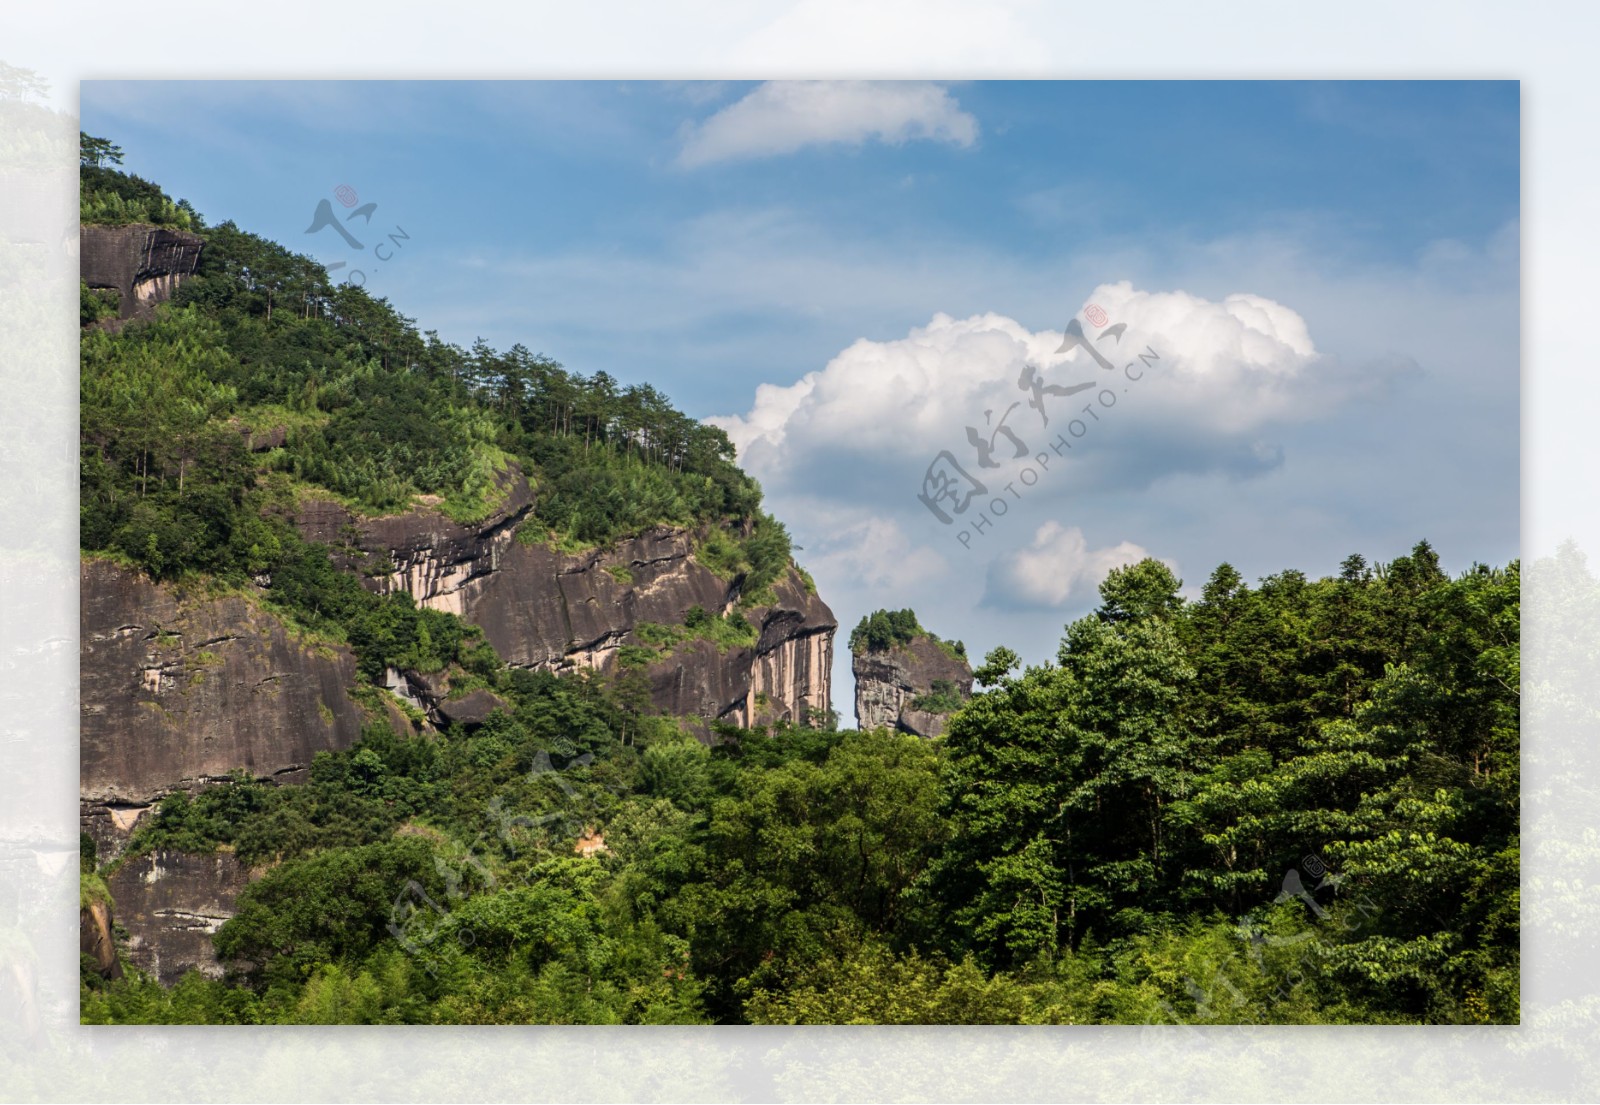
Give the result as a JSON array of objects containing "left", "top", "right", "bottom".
[
  {"left": 853, "top": 633, "right": 973, "bottom": 738},
  {"left": 80, "top": 223, "right": 203, "bottom": 320},
  {"left": 81, "top": 473, "right": 836, "bottom": 986},
  {"left": 294, "top": 470, "right": 836, "bottom": 729},
  {"left": 106, "top": 851, "right": 252, "bottom": 984},
  {"left": 79, "top": 557, "right": 367, "bottom": 861}
]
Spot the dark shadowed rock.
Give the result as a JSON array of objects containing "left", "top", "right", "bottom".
[
  {"left": 79, "top": 557, "right": 367, "bottom": 859},
  {"left": 436, "top": 688, "right": 507, "bottom": 728},
  {"left": 80, "top": 223, "right": 203, "bottom": 320},
  {"left": 229, "top": 421, "right": 286, "bottom": 452},
  {"left": 107, "top": 850, "right": 252, "bottom": 984},
  {"left": 853, "top": 632, "right": 973, "bottom": 738}
]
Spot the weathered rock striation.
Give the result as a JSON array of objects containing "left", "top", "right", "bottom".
[
  {"left": 80, "top": 223, "right": 203, "bottom": 320},
  {"left": 294, "top": 470, "right": 836, "bottom": 730},
  {"left": 81, "top": 466, "right": 837, "bottom": 983},
  {"left": 106, "top": 850, "right": 252, "bottom": 984},
  {"left": 79, "top": 557, "right": 366, "bottom": 861},
  {"left": 852, "top": 632, "right": 973, "bottom": 738}
]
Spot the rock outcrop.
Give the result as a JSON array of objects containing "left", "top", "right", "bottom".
[
  {"left": 79, "top": 557, "right": 367, "bottom": 861},
  {"left": 294, "top": 473, "right": 836, "bottom": 730},
  {"left": 853, "top": 633, "right": 973, "bottom": 738},
  {"left": 435, "top": 688, "right": 508, "bottom": 728},
  {"left": 106, "top": 850, "right": 252, "bottom": 985},
  {"left": 80, "top": 223, "right": 204, "bottom": 320}
]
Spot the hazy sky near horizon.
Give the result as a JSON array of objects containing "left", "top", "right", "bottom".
[{"left": 82, "top": 79, "right": 1520, "bottom": 721}]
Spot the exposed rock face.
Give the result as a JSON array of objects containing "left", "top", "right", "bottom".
[
  {"left": 80, "top": 223, "right": 203, "bottom": 320},
  {"left": 436, "top": 688, "right": 508, "bottom": 727},
  {"left": 294, "top": 476, "right": 836, "bottom": 730},
  {"left": 80, "top": 557, "right": 366, "bottom": 861},
  {"left": 641, "top": 570, "right": 836, "bottom": 729},
  {"left": 106, "top": 851, "right": 252, "bottom": 984},
  {"left": 80, "top": 471, "right": 837, "bottom": 984},
  {"left": 79, "top": 898, "right": 122, "bottom": 980},
  {"left": 293, "top": 466, "right": 536, "bottom": 619},
  {"left": 853, "top": 634, "right": 974, "bottom": 738}
]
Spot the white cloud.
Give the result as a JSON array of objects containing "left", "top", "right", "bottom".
[
  {"left": 709, "top": 281, "right": 1398, "bottom": 503},
  {"left": 983, "top": 523, "right": 1156, "bottom": 609},
  {"left": 678, "top": 81, "right": 978, "bottom": 168}
]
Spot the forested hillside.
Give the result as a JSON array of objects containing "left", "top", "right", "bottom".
[{"left": 78, "top": 136, "right": 1518, "bottom": 1024}]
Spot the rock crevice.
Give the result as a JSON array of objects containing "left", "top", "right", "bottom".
[{"left": 79, "top": 557, "right": 366, "bottom": 861}]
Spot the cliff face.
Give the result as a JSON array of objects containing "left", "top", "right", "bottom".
[
  {"left": 852, "top": 634, "right": 973, "bottom": 738},
  {"left": 294, "top": 472, "right": 836, "bottom": 729},
  {"left": 81, "top": 470, "right": 835, "bottom": 984},
  {"left": 80, "top": 223, "right": 203, "bottom": 320},
  {"left": 106, "top": 851, "right": 252, "bottom": 985},
  {"left": 79, "top": 557, "right": 367, "bottom": 861}
]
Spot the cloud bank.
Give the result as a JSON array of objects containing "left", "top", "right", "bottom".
[
  {"left": 678, "top": 81, "right": 978, "bottom": 167},
  {"left": 709, "top": 282, "right": 1403, "bottom": 511}
]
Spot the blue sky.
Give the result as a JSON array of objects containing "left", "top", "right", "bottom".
[{"left": 83, "top": 80, "right": 1520, "bottom": 721}]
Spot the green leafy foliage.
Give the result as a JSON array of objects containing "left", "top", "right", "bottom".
[
  {"left": 80, "top": 136, "right": 194, "bottom": 228},
  {"left": 849, "top": 608, "right": 964, "bottom": 658},
  {"left": 82, "top": 152, "right": 793, "bottom": 574},
  {"left": 88, "top": 541, "right": 1518, "bottom": 1023},
  {"left": 920, "top": 545, "right": 1519, "bottom": 1023},
  {"left": 692, "top": 515, "right": 794, "bottom": 603},
  {"left": 908, "top": 679, "right": 963, "bottom": 714}
]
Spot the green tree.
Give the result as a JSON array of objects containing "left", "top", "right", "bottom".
[{"left": 79, "top": 131, "right": 123, "bottom": 168}]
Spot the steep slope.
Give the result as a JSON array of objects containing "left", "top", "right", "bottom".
[
  {"left": 80, "top": 222, "right": 203, "bottom": 320},
  {"left": 77, "top": 157, "right": 839, "bottom": 990},
  {"left": 79, "top": 557, "right": 367, "bottom": 860}
]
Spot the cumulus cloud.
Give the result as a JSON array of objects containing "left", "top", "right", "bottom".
[
  {"left": 678, "top": 81, "right": 978, "bottom": 168},
  {"left": 710, "top": 281, "right": 1406, "bottom": 507},
  {"left": 983, "top": 523, "right": 1158, "bottom": 609}
]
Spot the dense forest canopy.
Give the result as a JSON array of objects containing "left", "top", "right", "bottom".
[{"left": 79, "top": 137, "right": 1519, "bottom": 1024}]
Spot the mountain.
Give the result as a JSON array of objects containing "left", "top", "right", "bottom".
[
  {"left": 76, "top": 137, "right": 1519, "bottom": 1027},
  {"left": 78, "top": 157, "right": 834, "bottom": 982}
]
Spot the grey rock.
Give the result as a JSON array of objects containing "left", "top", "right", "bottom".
[
  {"left": 79, "top": 557, "right": 367, "bottom": 857},
  {"left": 293, "top": 474, "right": 836, "bottom": 732},
  {"left": 435, "top": 688, "right": 507, "bottom": 728},
  {"left": 853, "top": 632, "right": 973, "bottom": 738},
  {"left": 106, "top": 850, "right": 252, "bottom": 985}
]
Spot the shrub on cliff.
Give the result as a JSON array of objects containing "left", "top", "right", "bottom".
[{"left": 849, "top": 609, "right": 964, "bottom": 658}]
